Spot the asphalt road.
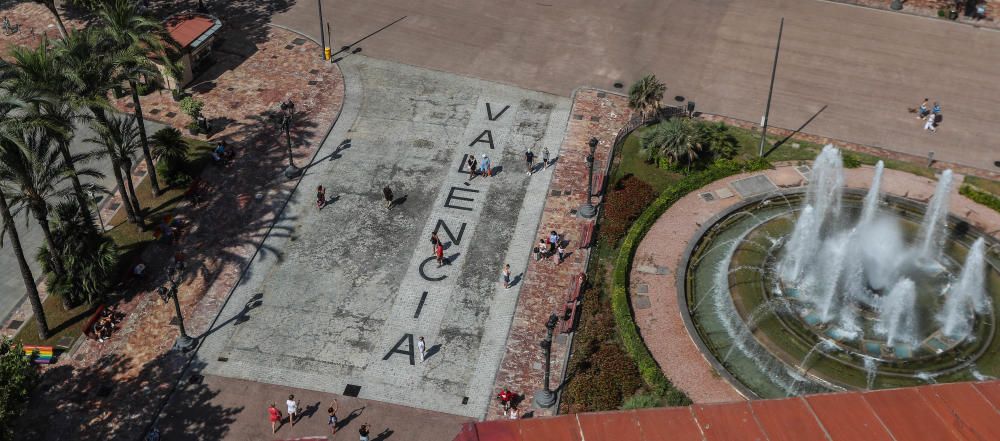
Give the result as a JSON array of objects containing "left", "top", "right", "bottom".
[
  {"left": 270, "top": 0, "right": 1000, "bottom": 172},
  {"left": 0, "top": 117, "right": 164, "bottom": 326}
]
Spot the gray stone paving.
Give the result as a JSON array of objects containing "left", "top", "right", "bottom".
[{"left": 197, "top": 55, "right": 570, "bottom": 418}]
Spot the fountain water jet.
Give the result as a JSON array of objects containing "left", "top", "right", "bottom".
[
  {"left": 875, "top": 278, "right": 918, "bottom": 346},
  {"left": 939, "top": 238, "right": 989, "bottom": 338},
  {"left": 917, "top": 170, "right": 953, "bottom": 259}
]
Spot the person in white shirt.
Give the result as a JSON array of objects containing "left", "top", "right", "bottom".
[
  {"left": 417, "top": 336, "right": 427, "bottom": 362},
  {"left": 286, "top": 394, "right": 299, "bottom": 426}
]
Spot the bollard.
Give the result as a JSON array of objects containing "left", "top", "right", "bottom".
[
  {"left": 324, "top": 47, "right": 332, "bottom": 60},
  {"left": 927, "top": 151, "right": 935, "bottom": 168}
]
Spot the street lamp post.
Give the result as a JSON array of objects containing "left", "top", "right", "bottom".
[
  {"left": 279, "top": 100, "right": 301, "bottom": 179},
  {"left": 158, "top": 265, "right": 197, "bottom": 352},
  {"left": 533, "top": 313, "right": 560, "bottom": 408},
  {"left": 577, "top": 137, "right": 599, "bottom": 218}
]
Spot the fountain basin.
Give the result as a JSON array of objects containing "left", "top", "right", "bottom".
[{"left": 682, "top": 189, "right": 1000, "bottom": 398}]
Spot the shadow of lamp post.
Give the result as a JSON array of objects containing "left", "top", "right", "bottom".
[
  {"left": 278, "top": 100, "right": 301, "bottom": 179},
  {"left": 533, "top": 313, "right": 560, "bottom": 408},
  {"left": 158, "top": 264, "right": 198, "bottom": 352},
  {"left": 577, "top": 137, "right": 599, "bottom": 219}
]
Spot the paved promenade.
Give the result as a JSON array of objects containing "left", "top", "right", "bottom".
[
  {"left": 196, "top": 55, "right": 571, "bottom": 419},
  {"left": 632, "top": 164, "right": 1000, "bottom": 402},
  {"left": 272, "top": 0, "right": 1000, "bottom": 171}
]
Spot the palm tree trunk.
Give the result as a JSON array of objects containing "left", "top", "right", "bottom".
[
  {"left": 33, "top": 205, "right": 65, "bottom": 277},
  {"left": 109, "top": 158, "right": 139, "bottom": 224},
  {"left": 121, "top": 162, "right": 142, "bottom": 219},
  {"left": 129, "top": 80, "right": 160, "bottom": 196},
  {"left": 44, "top": 0, "right": 69, "bottom": 39},
  {"left": 0, "top": 192, "right": 49, "bottom": 340},
  {"left": 58, "top": 140, "right": 94, "bottom": 221}
]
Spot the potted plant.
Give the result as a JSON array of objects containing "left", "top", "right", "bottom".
[{"left": 180, "top": 96, "right": 205, "bottom": 135}]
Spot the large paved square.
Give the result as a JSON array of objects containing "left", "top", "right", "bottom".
[{"left": 197, "top": 56, "right": 570, "bottom": 418}]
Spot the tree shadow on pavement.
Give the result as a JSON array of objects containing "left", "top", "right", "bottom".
[{"left": 14, "top": 353, "right": 240, "bottom": 441}]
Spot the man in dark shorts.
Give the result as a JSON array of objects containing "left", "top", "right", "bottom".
[{"left": 382, "top": 185, "right": 394, "bottom": 209}]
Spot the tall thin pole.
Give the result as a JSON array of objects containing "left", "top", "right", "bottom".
[
  {"left": 318, "top": 0, "right": 326, "bottom": 58},
  {"left": 758, "top": 18, "right": 784, "bottom": 157}
]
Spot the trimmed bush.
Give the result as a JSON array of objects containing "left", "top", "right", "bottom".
[
  {"left": 600, "top": 176, "right": 657, "bottom": 246},
  {"left": 611, "top": 157, "right": 770, "bottom": 406},
  {"left": 842, "top": 152, "right": 862, "bottom": 168},
  {"left": 961, "top": 184, "right": 1000, "bottom": 213}
]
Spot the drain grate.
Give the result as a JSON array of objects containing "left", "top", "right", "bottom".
[
  {"left": 730, "top": 175, "right": 778, "bottom": 199},
  {"left": 309, "top": 69, "right": 319, "bottom": 75},
  {"left": 590, "top": 116, "right": 601, "bottom": 122},
  {"left": 284, "top": 44, "right": 295, "bottom": 50},
  {"left": 7, "top": 320, "right": 23, "bottom": 330},
  {"left": 292, "top": 38, "right": 307, "bottom": 45},
  {"left": 462, "top": 397, "right": 469, "bottom": 405},
  {"left": 573, "top": 114, "right": 584, "bottom": 120},
  {"left": 699, "top": 192, "right": 715, "bottom": 202},
  {"left": 307, "top": 80, "right": 318, "bottom": 86},
  {"left": 343, "top": 384, "right": 361, "bottom": 397},
  {"left": 165, "top": 111, "right": 177, "bottom": 118},
  {"left": 148, "top": 108, "right": 161, "bottom": 115},
  {"left": 596, "top": 91, "right": 606, "bottom": 98}
]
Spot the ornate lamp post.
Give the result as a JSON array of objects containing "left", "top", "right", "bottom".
[
  {"left": 88, "top": 189, "right": 106, "bottom": 233},
  {"left": 158, "top": 264, "right": 197, "bottom": 352},
  {"left": 533, "top": 313, "right": 560, "bottom": 408},
  {"left": 578, "top": 137, "right": 599, "bottom": 219},
  {"left": 279, "top": 100, "right": 301, "bottom": 179}
]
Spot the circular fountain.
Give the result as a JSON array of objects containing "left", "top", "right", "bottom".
[{"left": 682, "top": 146, "right": 1000, "bottom": 398}]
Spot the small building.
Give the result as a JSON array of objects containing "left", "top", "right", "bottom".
[{"left": 159, "top": 13, "right": 222, "bottom": 90}]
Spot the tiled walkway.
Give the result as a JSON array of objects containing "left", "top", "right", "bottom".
[
  {"left": 487, "top": 89, "right": 632, "bottom": 419},
  {"left": 632, "top": 164, "right": 1000, "bottom": 402},
  {"left": 14, "top": 28, "right": 345, "bottom": 441}
]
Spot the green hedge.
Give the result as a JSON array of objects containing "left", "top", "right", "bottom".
[
  {"left": 611, "top": 158, "right": 771, "bottom": 405},
  {"left": 961, "top": 184, "right": 1000, "bottom": 213}
]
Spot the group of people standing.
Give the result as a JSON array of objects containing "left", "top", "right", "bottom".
[{"left": 268, "top": 397, "right": 373, "bottom": 440}]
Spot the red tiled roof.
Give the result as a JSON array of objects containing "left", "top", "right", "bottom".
[
  {"left": 455, "top": 380, "right": 1000, "bottom": 441},
  {"left": 165, "top": 14, "right": 215, "bottom": 48}
]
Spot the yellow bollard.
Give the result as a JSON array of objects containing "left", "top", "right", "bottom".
[{"left": 324, "top": 47, "right": 332, "bottom": 61}]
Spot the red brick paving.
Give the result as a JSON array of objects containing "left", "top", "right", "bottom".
[
  {"left": 0, "top": 3, "right": 85, "bottom": 55},
  {"left": 830, "top": 0, "right": 1000, "bottom": 29},
  {"left": 487, "top": 89, "right": 632, "bottom": 420},
  {"left": 13, "top": 26, "right": 344, "bottom": 441}
]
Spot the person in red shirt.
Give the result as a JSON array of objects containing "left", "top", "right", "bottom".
[
  {"left": 436, "top": 242, "right": 445, "bottom": 267},
  {"left": 268, "top": 403, "right": 281, "bottom": 434},
  {"left": 497, "top": 388, "right": 513, "bottom": 416}
]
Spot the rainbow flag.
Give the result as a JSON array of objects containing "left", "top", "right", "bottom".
[{"left": 23, "top": 345, "right": 54, "bottom": 364}]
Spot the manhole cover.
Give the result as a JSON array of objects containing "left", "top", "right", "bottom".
[
  {"left": 343, "top": 384, "right": 361, "bottom": 397},
  {"left": 613, "top": 82, "right": 623, "bottom": 89},
  {"left": 284, "top": 44, "right": 295, "bottom": 50},
  {"left": 637, "top": 283, "right": 648, "bottom": 293},
  {"left": 590, "top": 116, "right": 601, "bottom": 122},
  {"left": 309, "top": 69, "right": 319, "bottom": 75},
  {"left": 551, "top": 190, "right": 562, "bottom": 196},
  {"left": 307, "top": 80, "right": 318, "bottom": 86},
  {"left": 730, "top": 175, "right": 778, "bottom": 199},
  {"left": 573, "top": 114, "right": 584, "bottom": 120},
  {"left": 634, "top": 295, "right": 651, "bottom": 309},
  {"left": 165, "top": 111, "right": 177, "bottom": 118},
  {"left": 148, "top": 108, "right": 161, "bottom": 115},
  {"left": 597, "top": 92, "right": 606, "bottom": 98},
  {"left": 6, "top": 320, "right": 23, "bottom": 330},
  {"left": 292, "top": 38, "right": 307, "bottom": 45},
  {"left": 699, "top": 192, "right": 715, "bottom": 202}
]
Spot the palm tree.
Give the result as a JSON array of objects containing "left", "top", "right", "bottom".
[
  {"left": 640, "top": 118, "right": 704, "bottom": 170},
  {"left": 98, "top": 0, "right": 166, "bottom": 196},
  {"left": 29, "top": 0, "right": 69, "bottom": 39},
  {"left": 0, "top": 126, "right": 98, "bottom": 278},
  {"left": 87, "top": 115, "right": 143, "bottom": 223},
  {"left": 55, "top": 28, "right": 144, "bottom": 224},
  {"left": 628, "top": 75, "right": 666, "bottom": 121},
  {"left": 150, "top": 126, "right": 187, "bottom": 162},
  {"left": 2, "top": 41, "right": 102, "bottom": 217},
  {"left": 0, "top": 92, "right": 50, "bottom": 340}
]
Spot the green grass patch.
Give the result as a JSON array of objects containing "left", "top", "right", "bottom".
[
  {"left": 612, "top": 128, "right": 683, "bottom": 192},
  {"left": 961, "top": 184, "right": 1000, "bottom": 214},
  {"left": 14, "top": 295, "right": 94, "bottom": 349},
  {"left": 965, "top": 175, "right": 1000, "bottom": 198}
]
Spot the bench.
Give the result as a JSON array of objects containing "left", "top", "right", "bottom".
[
  {"left": 83, "top": 304, "right": 107, "bottom": 340},
  {"left": 592, "top": 174, "right": 606, "bottom": 198},
  {"left": 23, "top": 345, "right": 54, "bottom": 364},
  {"left": 560, "top": 273, "right": 586, "bottom": 333},
  {"left": 579, "top": 221, "right": 595, "bottom": 249}
]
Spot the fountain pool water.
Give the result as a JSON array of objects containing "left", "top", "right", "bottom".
[{"left": 682, "top": 147, "right": 1000, "bottom": 398}]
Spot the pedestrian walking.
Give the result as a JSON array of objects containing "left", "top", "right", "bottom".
[
  {"left": 359, "top": 422, "right": 371, "bottom": 441},
  {"left": 932, "top": 102, "right": 941, "bottom": 116},
  {"left": 542, "top": 147, "right": 550, "bottom": 168},
  {"left": 924, "top": 115, "right": 937, "bottom": 133},
  {"left": 509, "top": 406, "right": 519, "bottom": 419},
  {"left": 436, "top": 242, "right": 445, "bottom": 267},
  {"left": 917, "top": 98, "right": 930, "bottom": 120},
  {"left": 417, "top": 336, "right": 427, "bottom": 362},
  {"left": 286, "top": 394, "right": 299, "bottom": 426},
  {"left": 557, "top": 244, "right": 566, "bottom": 264},
  {"left": 328, "top": 400, "right": 339, "bottom": 435},
  {"left": 497, "top": 388, "right": 513, "bottom": 416},
  {"left": 430, "top": 232, "right": 440, "bottom": 256},
  {"left": 316, "top": 185, "right": 326, "bottom": 208},
  {"left": 525, "top": 148, "right": 535, "bottom": 175},
  {"left": 382, "top": 185, "right": 394, "bottom": 209},
  {"left": 479, "top": 154, "right": 492, "bottom": 177},
  {"left": 502, "top": 264, "right": 512, "bottom": 289},
  {"left": 467, "top": 155, "right": 478, "bottom": 180},
  {"left": 268, "top": 403, "right": 281, "bottom": 434},
  {"left": 533, "top": 240, "right": 545, "bottom": 261}
]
